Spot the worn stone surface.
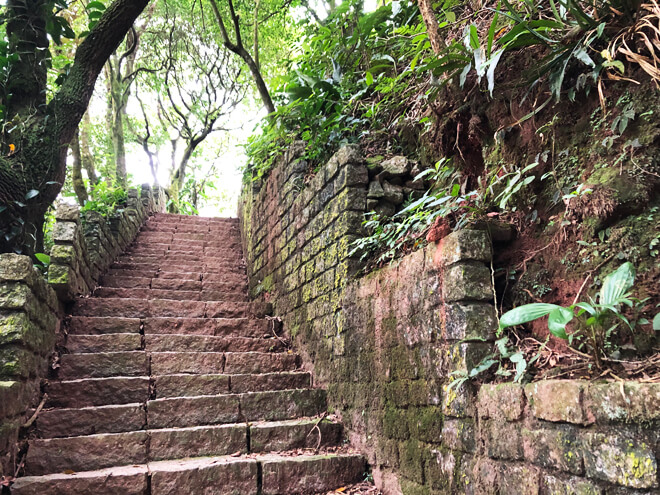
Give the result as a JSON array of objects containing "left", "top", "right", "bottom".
[
  {"left": 261, "top": 454, "right": 365, "bottom": 495},
  {"left": 11, "top": 465, "right": 149, "bottom": 495},
  {"left": 149, "top": 457, "right": 258, "bottom": 495},
  {"left": 250, "top": 419, "right": 343, "bottom": 452},
  {"left": 46, "top": 377, "right": 150, "bottom": 408},
  {"left": 59, "top": 352, "right": 149, "bottom": 379},
  {"left": 585, "top": 382, "right": 660, "bottom": 424},
  {"left": 583, "top": 432, "right": 658, "bottom": 489},
  {"left": 149, "top": 424, "right": 247, "bottom": 461},
  {"left": 543, "top": 474, "right": 603, "bottom": 495},
  {"left": 147, "top": 395, "right": 240, "bottom": 428},
  {"left": 477, "top": 383, "right": 525, "bottom": 421},
  {"left": 526, "top": 380, "right": 589, "bottom": 425},
  {"left": 442, "top": 263, "right": 493, "bottom": 302},
  {"left": 25, "top": 431, "right": 149, "bottom": 475},
  {"left": 36, "top": 403, "right": 146, "bottom": 439},
  {"left": 380, "top": 156, "right": 410, "bottom": 177},
  {"left": 154, "top": 373, "right": 230, "bottom": 398},
  {"left": 439, "top": 229, "right": 493, "bottom": 266}
]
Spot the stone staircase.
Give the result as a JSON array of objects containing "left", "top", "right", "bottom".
[{"left": 12, "top": 214, "right": 366, "bottom": 494}]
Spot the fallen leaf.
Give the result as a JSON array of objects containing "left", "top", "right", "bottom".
[{"left": 62, "top": 470, "right": 77, "bottom": 475}]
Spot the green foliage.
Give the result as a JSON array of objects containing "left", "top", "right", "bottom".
[
  {"left": 499, "top": 262, "right": 653, "bottom": 367},
  {"left": 245, "top": 0, "right": 430, "bottom": 179},
  {"left": 351, "top": 157, "right": 540, "bottom": 265},
  {"left": 350, "top": 159, "right": 467, "bottom": 265},
  {"left": 448, "top": 335, "right": 548, "bottom": 390},
  {"left": 81, "top": 183, "right": 127, "bottom": 217}
]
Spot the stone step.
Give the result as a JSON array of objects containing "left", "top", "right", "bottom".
[
  {"left": 46, "top": 371, "right": 312, "bottom": 407},
  {"left": 59, "top": 349, "right": 296, "bottom": 378},
  {"left": 11, "top": 464, "right": 149, "bottom": 495},
  {"left": 28, "top": 418, "right": 344, "bottom": 476},
  {"left": 59, "top": 351, "right": 149, "bottom": 379},
  {"left": 66, "top": 333, "right": 279, "bottom": 355},
  {"left": 24, "top": 431, "right": 149, "bottom": 475},
  {"left": 93, "top": 287, "right": 248, "bottom": 302},
  {"left": 111, "top": 261, "right": 245, "bottom": 273},
  {"left": 155, "top": 371, "right": 312, "bottom": 398},
  {"left": 16, "top": 451, "right": 364, "bottom": 494},
  {"left": 35, "top": 403, "right": 147, "bottom": 438},
  {"left": 143, "top": 317, "right": 279, "bottom": 338},
  {"left": 66, "top": 334, "right": 142, "bottom": 353},
  {"left": 147, "top": 388, "right": 327, "bottom": 428},
  {"left": 98, "top": 274, "right": 248, "bottom": 291},
  {"left": 72, "top": 298, "right": 272, "bottom": 319},
  {"left": 145, "top": 334, "right": 279, "bottom": 353},
  {"left": 68, "top": 317, "right": 142, "bottom": 335},
  {"left": 46, "top": 377, "right": 151, "bottom": 408}
]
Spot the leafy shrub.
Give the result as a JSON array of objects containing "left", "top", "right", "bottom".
[
  {"left": 499, "top": 262, "right": 656, "bottom": 368},
  {"left": 81, "top": 182, "right": 127, "bottom": 218},
  {"left": 245, "top": 0, "right": 430, "bottom": 180}
]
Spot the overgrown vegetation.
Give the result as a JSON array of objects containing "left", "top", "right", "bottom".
[{"left": 241, "top": 0, "right": 660, "bottom": 381}]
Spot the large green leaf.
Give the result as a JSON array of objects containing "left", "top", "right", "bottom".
[
  {"left": 499, "top": 303, "right": 561, "bottom": 329},
  {"left": 547, "top": 306, "right": 573, "bottom": 339},
  {"left": 599, "top": 262, "right": 635, "bottom": 306}
]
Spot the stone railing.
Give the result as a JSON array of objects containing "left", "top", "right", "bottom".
[
  {"left": 238, "top": 144, "right": 659, "bottom": 494},
  {"left": 0, "top": 185, "right": 164, "bottom": 476}
]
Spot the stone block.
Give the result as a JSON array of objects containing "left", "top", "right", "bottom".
[
  {"left": 585, "top": 381, "right": 660, "bottom": 424},
  {"left": 398, "top": 439, "right": 427, "bottom": 484},
  {"left": 55, "top": 203, "right": 80, "bottom": 222},
  {"left": 0, "top": 380, "right": 34, "bottom": 418},
  {"left": 583, "top": 432, "right": 657, "bottom": 489},
  {"left": 0, "top": 311, "right": 55, "bottom": 355},
  {"left": 439, "top": 230, "right": 492, "bottom": 266},
  {"left": 448, "top": 342, "right": 492, "bottom": 372},
  {"left": 442, "top": 263, "right": 493, "bottom": 302},
  {"left": 441, "top": 418, "right": 476, "bottom": 453},
  {"left": 498, "top": 464, "right": 540, "bottom": 495},
  {"left": 525, "top": 380, "right": 590, "bottom": 425},
  {"left": 0, "top": 254, "right": 33, "bottom": 282},
  {"left": 381, "top": 156, "right": 410, "bottom": 177},
  {"left": 543, "top": 474, "right": 603, "bottom": 495},
  {"left": 522, "top": 426, "right": 584, "bottom": 475},
  {"left": 442, "top": 382, "right": 475, "bottom": 418},
  {"left": 476, "top": 382, "right": 525, "bottom": 421},
  {"left": 0, "top": 346, "right": 42, "bottom": 379},
  {"left": 49, "top": 244, "right": 75, "bottom": 264},
  {"left": 52, "top": 221, "right": 78, "bottom": 243},
  {"left": 444, "top": 302, "right": 497, "bottom": 342},
  {"left": 261, "top": 454, "right": 365, "bottom": 495},
  {"left": 482, "top": 419, "right": 524, "bottom": 461}
]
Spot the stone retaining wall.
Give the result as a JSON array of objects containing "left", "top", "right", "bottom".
[
  {"left": 239, "top": 145, "right": 659, "bottom": 494},
  {"left": 0, "top": 185, "right": 164, "bottom": 476}
]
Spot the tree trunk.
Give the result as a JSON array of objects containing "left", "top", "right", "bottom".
[
  {"left": 417, "top": 0, "right": 442, "bottom": 55},
  {"left": 239, "top": 45, "right": 275, "bottom": 115},
  {"left": 81, "top": 112, "right": 99, "bottom": 187},
  {"left": 208, "top": 0, "right": 276, "bottom": 115},
  {"left": 0, "top": 0, "right": 152, "bottom": 255},
  {"left": 70, "top": 131, "right": 89, "bottom": 206}
]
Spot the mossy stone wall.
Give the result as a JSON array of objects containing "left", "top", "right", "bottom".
[
  {"left": 0, "top": 185, "right": 165, "bottom": 475},
  {"left": 238, "top": 145, "right": 659, "bottom": 494}
]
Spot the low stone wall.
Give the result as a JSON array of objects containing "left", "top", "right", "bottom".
[
  {"left": 49, "top": 184, "right": 165, "bottom": 301},
  {"left": 239, "top": 145, "right": 659, "bottom": 494},
  {"left": 0, "top": 185, "right": 164, "bottom": 476}
]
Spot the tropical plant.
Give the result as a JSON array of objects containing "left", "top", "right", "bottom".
[
  {"left": 81, "top": 183, "right": 128, "bottom": 218},
  {"left": 447, "top": 335, "right": 547, "bottom": 390},
  {"left": 499, "top": 262, "right": 648, "bottom": 368}
]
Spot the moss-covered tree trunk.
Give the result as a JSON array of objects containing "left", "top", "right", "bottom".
[{"left": 0, "top": 0, "right": 151, "bottom": 254}]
